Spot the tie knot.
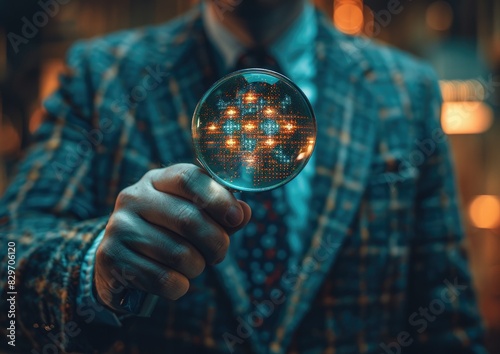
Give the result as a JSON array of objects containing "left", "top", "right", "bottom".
[{"left": 235, "top": 47, "right": 282, "bottom": 73}]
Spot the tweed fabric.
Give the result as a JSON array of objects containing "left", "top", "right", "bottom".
[{"left": 0, "top": 7, "right": 486, "bottom": 354}]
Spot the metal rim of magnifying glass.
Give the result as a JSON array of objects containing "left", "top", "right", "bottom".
[{"left": 191, "top": 68, "right": 317, "bottom": 193}]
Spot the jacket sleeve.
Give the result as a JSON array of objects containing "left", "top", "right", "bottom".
[
  {"left": 0, "top": 41, "right": 121, "bottom": 353},
  {"left": 404, "top": 67, "right": 487, "bottom": 353}
]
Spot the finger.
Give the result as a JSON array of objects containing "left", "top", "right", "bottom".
[
  {"left": 148, "top": 164, "right": 245, "bottom": 228},
  {"left": 126, "top": 192, "right": 230, "bottom": 265},
  {"left": 119, "top": 217, "right": 206, "bottom": 279},
  {"left": 128, "top": 254, "right": 190, "bottom": 301},
  {"left": 96, "top": 244, "right": 190, "bottom": 308}
]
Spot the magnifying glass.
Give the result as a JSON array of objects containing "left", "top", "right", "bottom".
[
  {"left": 192, "top": 68, "right": 317, "bottom": 192},
  {"left": 124, "top": 69, "right": 316, "bottom": 316}
]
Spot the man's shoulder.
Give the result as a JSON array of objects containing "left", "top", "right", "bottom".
[
  {"left": 89, "top": 13, "right": 191, "bottom": 51},
  {"left": 345, "top": 34, "right": 437, "bottom": 85},
  {"left": 64, "top": 11, "right": 196, "bottom": 82},
  {"left": 332, "top": 33, "right": 440, "bottom": 117}
]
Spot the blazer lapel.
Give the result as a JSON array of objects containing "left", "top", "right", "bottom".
[
  {"left": 146, "top": 8, "right": 219, "bottom": 167},
  {"left": 271, "top": 12, "right": 380, "bottom": 353}
]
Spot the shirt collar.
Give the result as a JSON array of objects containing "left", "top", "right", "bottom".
[{"left": 202, "top": 2, "right": 317, "bottom": 76}]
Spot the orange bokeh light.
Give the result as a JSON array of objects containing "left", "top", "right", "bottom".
[
  {"left": 440, "top": 80, "right": 486, "bottom": 102},
  {"left": 334, "top": 1, "right": 364, "bottom": 35},
  {"left": 469, "top": 195, "right": 500, "bottom": 229},
  {"left": 40, "top": 59, "right": 65, "bottom": 100},
  {"left": 0, "top": 123, "right": 21, "bottom": 155},
  {"left": 441, "top": 101, "right": 493, "bottom": 135}
]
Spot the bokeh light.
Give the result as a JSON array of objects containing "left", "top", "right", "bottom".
[
  {"left": 440, "top": 80, "right": 487, "bottom": 102},
  {"left": 426, "top": 1, "right": 454, "bottom": 31},
  {"left": 440, "top": 79, "right": 493, "bottom": 135},
  {"left": 40, "top": 59, "right": 65, "bottom": 100},
  {"left": 469, "top": 195, "right": 500, "bottom": 229},
  {"left": 334, "top": 0, "right": 364, "bottom": 35},
  {"left": 441, "top": 101, "right": 493, "bottom": 135}
]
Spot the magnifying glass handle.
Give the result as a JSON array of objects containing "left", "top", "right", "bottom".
[{"left": 120, "top": 289, "right": 159, "bottom": 317}]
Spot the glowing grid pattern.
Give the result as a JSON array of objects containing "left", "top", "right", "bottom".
[{"left": 192, "top": 69, "right": 316, "bottom": 192}]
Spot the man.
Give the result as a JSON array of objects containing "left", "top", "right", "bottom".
[{"left": 0, "top": 0, "right": 487, "bottom": 353}]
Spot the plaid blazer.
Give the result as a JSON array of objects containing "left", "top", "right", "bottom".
[{"left": 0, "top": 7, "right": 487, "bottom": 354}]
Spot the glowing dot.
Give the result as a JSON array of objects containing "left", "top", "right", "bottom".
[
  {"left": 226, "top": 108, "right": 237, "bottom": 116},
  {"left": 265, "top": 139, "right": 275, "bottom": 146},
  {"left": 245, "top": 157, "right": 255, "bottom": 165},
  {"left": 244, "top": 123, "right": 256, "bottom": 131},
  {"left": 208, "top": 124, "right": 217, "bottom": 131},
  {"left": 469, "top": 195, "right": 500, "bottom": 229},
  {"left": 226, "top": 139, "right": 236, "bottom": 147},
  {"left": 284, "top": 123, "right": 294, "bottom": 131},
  {"left": 244, "top": 93, "right": 257, "bottom": 103},
  {"left": 264, "top": 107, "right": 275, "bottom": 116}
]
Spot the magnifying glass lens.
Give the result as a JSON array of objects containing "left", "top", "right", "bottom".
[{"left": 192, "top": 69, "right": 316, "bottom": 192}]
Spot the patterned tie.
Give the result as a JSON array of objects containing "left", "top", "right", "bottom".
[{"left": 233, "top": 50, "right": 291, "bottom": 338}]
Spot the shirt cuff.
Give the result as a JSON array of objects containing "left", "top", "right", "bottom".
[{"left": 77, "top": 229, "right": 124, "bottom": 326}]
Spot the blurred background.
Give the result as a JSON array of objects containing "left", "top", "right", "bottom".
[{"left": 0, "top": 0, "right": 499, "bottom": 350}]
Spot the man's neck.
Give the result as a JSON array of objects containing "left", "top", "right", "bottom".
[{"left": 207, "top": 0, "right": 306, "bottom": 47}]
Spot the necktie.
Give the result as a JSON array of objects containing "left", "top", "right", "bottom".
[
  {"left": 232, "top": 50, "right": 291, "bottom": 338},
  {"left": 235, "top": 47, "right": 282, "bottom": 74}
]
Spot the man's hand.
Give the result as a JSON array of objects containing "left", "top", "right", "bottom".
[{"left": 94, "top": 163, "right": 252, "bottom": 312}]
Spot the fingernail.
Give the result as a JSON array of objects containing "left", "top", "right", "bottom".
[
  {"left": 214, "top": 255, "right": 226, "bottom": 265},
  {"left": 225, "top": 205, "right": 243, "bottom": 226}
]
